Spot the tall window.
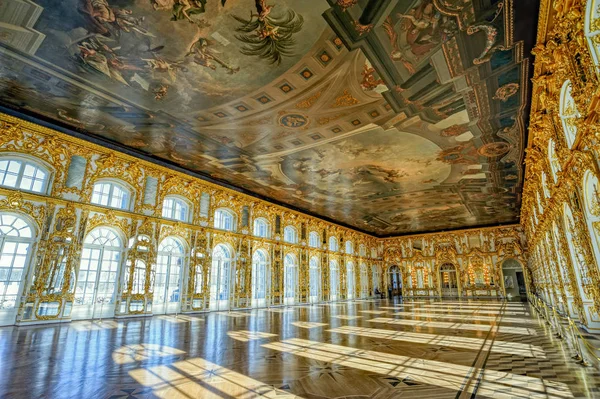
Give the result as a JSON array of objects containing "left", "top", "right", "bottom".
[
  {"left": 253, "top": 218, "right": 270, "bottom": 238},
  {"left": 0, "top": 214, "right": 34, "bottom": 315},
  {"left": 162, "top": 197, "right": 189, "bottom": 222},
  {"left": 284, "top": 226, "right": 298, "bottom": 244},
  {"left": 75, "top": 228, "right": 123, "bottom": 317},
  {"left": 154, "top": 237, "right": 185, "bottom": 313},
  {"left": 252, "top": 250, "right": 268, "bottom": 302},
  {"left": 346, "top": 262, "right": 354, "bottom": 299},
  {"left": 91, "top": 181, "right": 130, "bottom": 210},
  {"left": 209, "top": 244, "right": 232, "bottom": 311},
  {"left": 371, "top": 265, "right": 380, "bottom": 292},
  {"left": 345, "top": 240, "right": 353, "bottom": 255},
  {"left": 359, "top": 245, "right": 367, "bottom": 257},
  {"left": 330, "top": 260, "right": 339, "bottom": 299},
  {"left": 0, "top": 158, "right": 49, "bottom": 193},
  {"left": 214, "top": 209, "right": 235, "bottom": 231},
  {"left": 559, "top": 80, "right": 579, "bottom": 148},
  {"left": 541, "top": 172, "right": 550, "bottom": 198},
  {"left": 329, "top": 236, "right": 338, "bottom": 252},
  {"left": 360, "top": 263, "right": 368, "bottom": 297},
  {"left": 309, "top": 257, "right": 320, "bottom": 300},
  {"left": 548, "top": 139, "right": 561, "bottom": 183},
  {"left": 582, "top": 171, "right": 600, "bottom": 273},
  {"left": 585, "top": 1, "right": 600, "bottom": 69},
  {"left": 309, "top": 231, "right": 320, "bottom": 248},
  {"left": 284, "top": 254, "right": 297, "bottom": 300}
]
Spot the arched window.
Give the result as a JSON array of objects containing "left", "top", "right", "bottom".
[
  {"left": 252, "top": 250, "right": 268, "bottom": 308},
  {"left": 359, "top": 244, "right": 367, "bottom": 257},
  {"left": 582, "top": 171, "right": 600, "bottom": 276},
  {"left": 548, "top": 139, "right": 561, "bottom": 183},
  {"left": 345, "top": 240, "right": 353, "bottom": 255},
  {"left": 541, "top": 172, "right": 550, "bottom": 198},
  {"left": 284, "top": 226, "right": 298, "bottom": 244},
  {"left": 284, "top": 254, "right": 297, "bottom": 304},
  {"left": 329, "top": 260, "right": 339, "bottom": 301},
  {"left": 559, "top": 80, "right": 580, "bottom": 148},
  {"left": 346, "top": 262, "right": 354, "bottom": 299},
  {"left": 360, "top": 263, "right": 369, "bottom": 298},
  {"left": 214, "top": 209, "right": 235, "bottom": 231},
  {"left": 0, "top": 157, "right": 50, "bottom": 194},
  {"left": 309, "top": 231, "right": 320, "bottom": 248},
  {"left": 253, "top": 218, "right": 270, "bottom": 238},
  {"left": 329, "top": 236, "right": 338, "bottom": 252},
  {"left": 0, "top": 214, "right": 35, "bottom": 325},
  {"left": 209, "top": 244, "right": 233, "bottom": 311},
  {"left": 371, "top": 265, "right": 381, "bottom": 292},
  {"left": 536, "top": 191, "right": 544, "bottom": 215},
  {"left": 562, "top": 204, "right": 594, "bottom": 295},
  {"left": 154, "top": 237, "right": 185, "bottom": 314},
  {"left": 162, "top": 196, "right": 190, "bottom": 222},
  {"left": 584, "top": 0, "right": 600, "bottom": 67},
  {"left": 309, "top": 257, "right": 320, "bottom": 302},
  {"left": 91, "top": 181, "right": 131, "bottom": 210},
  {"left": 74, "top": 227, "right": 123, "bottom": 319}
]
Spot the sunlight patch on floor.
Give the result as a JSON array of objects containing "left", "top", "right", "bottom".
[
  {"left": 262, "top": 339, "right": 573, "bottom": 398},
  {"left": 327, "top": 325, "right": 546, "bottom": 358},
  {"left": 367, "top": 317, "right": 537, "bottom": 335},
  {"left": 291, "top": 321, "right": 328, "bottom": 329},
  {"left": 130, "top": 357, "right": 300, "bottom": 399}
]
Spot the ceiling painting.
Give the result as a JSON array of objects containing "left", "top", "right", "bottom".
[{"left": 0, "top": 0, "right": 537, "bottom": 236}]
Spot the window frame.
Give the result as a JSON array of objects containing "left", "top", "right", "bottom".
[
  {"left": 329, "top": 236, "right": 338, "bottom": 252},
  {"left": 90, "top": 180, "right": 132, "bottom": 210},
  {"left": 309, "top": 231, "right": 320, "bottom": 248},
  {"left": 253, "top": 218, "right": 270, "bottom": 238},
  {"left": 162, "top": 195, "right": 191, "bottom": 222},
  {"left": 0, "top": 156, "right": 52, "bottom": 194},
  {"left": 284, "top": 226, "right": 298, "bottom": 244},
  {"left": 214, "top": 208, "right": 236, "bottom": 232}
]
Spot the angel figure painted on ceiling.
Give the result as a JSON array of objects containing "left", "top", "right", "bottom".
[{"left": 383, "top": 0, "right": 457, "bottom": 74}]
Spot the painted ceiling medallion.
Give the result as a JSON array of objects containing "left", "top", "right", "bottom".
[
  {"left": 493, "top": 83, "right": 520, "bottom": 102},
  {"left": 278, "top": 113, "right": 309, "bottom": 129},
  {"left": 441, "top": 124, "right": 469, "bottom": 137},
  {"left": 478, "top": 142, "right": 511, "bottom": 158}
]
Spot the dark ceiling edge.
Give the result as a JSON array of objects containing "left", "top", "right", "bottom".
[{"left": 1, "top": 106, "right": 523, "bottom": 238}]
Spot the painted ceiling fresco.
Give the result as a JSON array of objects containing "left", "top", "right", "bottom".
[{"left": 0, "top": 0, "right": 538, "bottom": 236}]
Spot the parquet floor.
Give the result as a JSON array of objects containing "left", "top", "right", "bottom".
[{"left": 0, "top": 299, "right": 598, "bottom": 398}]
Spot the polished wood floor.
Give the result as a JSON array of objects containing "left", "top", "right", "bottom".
[{"left": 1, "top": 299, "right": 598, "bottom": 399}]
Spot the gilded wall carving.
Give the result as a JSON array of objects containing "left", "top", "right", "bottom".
[
  {"left": 523, "top": 0, "right": 600, "bottom": 329},
  {"left": 0, "top": 112, "right": 386, "bottom": 324}
]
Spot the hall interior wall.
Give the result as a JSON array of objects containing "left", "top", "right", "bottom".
[
  {"left": 0, "top": 112, "right": 529, "bottom": 326},
  {"left": 522, "top": 0, "right": 600, "bottom": 330}
]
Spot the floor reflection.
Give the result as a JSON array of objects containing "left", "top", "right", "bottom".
[{"left": 0, "top": 299, "right": 596, "bottom": 399}]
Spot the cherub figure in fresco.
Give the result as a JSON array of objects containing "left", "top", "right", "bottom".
[
  {"left": 77, "top": 40, "right": 132, "bottom": 86},
  {"left": 383, "top": 0, "right": 456, "bottom": 74},
  {"left": 171, "top": 0, "right": 207, "bottom": 22},
  {"left": 142, "top": 57, "right": 188, "bottom": 82},
  {"left": 185, "top": 33, "right": 240, "bottom": 74},
  {"left": 150, "top": 0, "right": 226, "bottom": 24},
  {"left": 232, "top": 0, "right": 304, "bottom": 65},
  {"left": 79, "top": 0, "right": 154, "bottom": 38}
]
